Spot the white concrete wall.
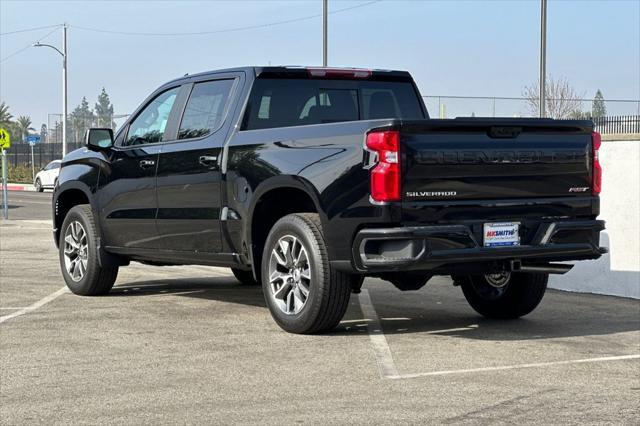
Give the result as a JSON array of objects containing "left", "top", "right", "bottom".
[{"left": 549, "top": 140, "right": 640, "bottom": 299}]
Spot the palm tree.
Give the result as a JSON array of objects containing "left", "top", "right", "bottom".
[
  {"left": 16, "top": 116, "right": 34, "bottom": 143},
  {"left": 0, "top": 102, "right": 12, "bottom": 128}
]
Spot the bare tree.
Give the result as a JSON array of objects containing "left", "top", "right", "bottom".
[{"left": 523, "top": 76, "right": 586, "bottom": 119}]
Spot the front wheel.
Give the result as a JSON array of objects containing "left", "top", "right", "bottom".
[
  {"left": 35, "top": 178, "right": 43, "bottom": 192},
  {"left": 459, "top": 272, "right": 548, "bottom": 319},
  {"left": 261, "top": 213, "right": 351, "bottom": 334},
  {"left": 59, "top": 205, "right": 118, "bottom": 295}
]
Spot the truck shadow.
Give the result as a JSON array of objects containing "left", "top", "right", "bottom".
[
  {"left": 108, "top": 276, "right": 639, "bottom": 342},
  {"left": 109, "top": 277, "right": 267, "bottom": 308},
  {"left": 335, "top": 285, "right": 640, "bottom": 340}
]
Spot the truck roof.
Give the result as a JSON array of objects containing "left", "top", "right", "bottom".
[{"left": 167, "top": 66, "right": 413, "bottom": 85}]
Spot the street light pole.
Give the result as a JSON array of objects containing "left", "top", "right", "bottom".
[
  {"left": 322, "top": 0, "right": 328, "bottom": 66},
  {"left": 62, "top": 23, "right": 68, "bottom": 157},
  {"left": 539, "top": 0, "right": 547, "bottom": 118},
  {"left": 34, "top": 23, "right": 68, "bottom": 157}
]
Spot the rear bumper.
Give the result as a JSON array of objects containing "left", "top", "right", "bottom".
[{"left": 351, "top": 220, "right": 606, "bottom": 273}]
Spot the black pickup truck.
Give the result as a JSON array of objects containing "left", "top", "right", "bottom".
[{"left": 53, "top": 66, "right": 605, "bottom": 333}]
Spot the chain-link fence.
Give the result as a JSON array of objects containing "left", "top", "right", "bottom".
[{"left": 423, "top": 96, "right": 640, "bottom": 122}]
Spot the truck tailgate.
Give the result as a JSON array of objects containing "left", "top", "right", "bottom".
[{"left": 401, "top": 119, "right": 594, "bottom": 202}]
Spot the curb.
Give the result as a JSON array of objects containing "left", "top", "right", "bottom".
[{"left": 4, "top": 183, "right": 36, "bottom": 192}]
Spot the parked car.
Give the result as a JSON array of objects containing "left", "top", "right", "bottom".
[
  {"left": 52, "top": 66, "right": 606, "bottom": 333},
  {"left": 34, "top": 160, "right": 61, "bottom": 192}
]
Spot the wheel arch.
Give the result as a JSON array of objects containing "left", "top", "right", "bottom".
[
  {"left": 53, "top": 182, "right": 96, "bottom": 248},
  {"left": 246, "top": 176, "right": 326, "bottom": 281}
]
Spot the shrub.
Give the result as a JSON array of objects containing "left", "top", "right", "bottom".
[{"left": 0, "top": 164, "right": 34, "bottom": 184}]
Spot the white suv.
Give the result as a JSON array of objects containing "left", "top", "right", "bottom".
[{"left": 34, "top": 160, "right": 61, "bottom": 192}]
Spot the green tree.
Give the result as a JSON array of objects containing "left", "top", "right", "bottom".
[
  {"left": 16, "top": 116, "right": 34, "bottom": 143},
  {"left": 70, "top": 97, "right": 94, "bottom": 143},
  {"left": 0, "top": 102, "right": 13, "bottom": 128},
  {"left": 40, "top": 124, "right": 48, "bottom": 143},
  {"left": 95, "top": 88, "right": 115, "bottom": 129},
  {"left": 51, "top": 121, "right": 62, "bottom": 144},
  {"left": 592, "top": 89, "right": 606, "bottom": 118}
]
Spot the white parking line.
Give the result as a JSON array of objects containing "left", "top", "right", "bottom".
[
  {"left": 357, "top": 289, "right": 640, "bottom": 380},
  {"left": 388, "top": 354, "right": 640, "bottom": 379},
  {"left": 0, "top": 219, "right": 51, "bottom": 225},
  {"left": 357, "top": 289, "right": 399, "bottom": 378},
  {"left": 0, "top": 286, "right": 68, "bottom": 324},
  {"left": 424, "top": 325, "right": 479, "bottom": 334}
]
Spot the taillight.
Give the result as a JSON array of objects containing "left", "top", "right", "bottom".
[
  {"left": 592, "top": 131, "right": 602, "bottom": 195},
  {"left": 366, "top": 130, "right": 401, "bottom": 202}
]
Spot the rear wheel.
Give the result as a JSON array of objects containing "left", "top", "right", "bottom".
[
  {"left": 459, "top": 272, "right": 548, "bottom": 319},
  {"left": 59, "top": 205, "right": 118, "bottom": 295},
  {"left": 35, "top": 178, "right": 43, "bottom": 192},
  {"left": 261, "top": 213, "right": 351, "bottom": 334},
  {"left": 231, "top": 268, "right": 259, "bottom": 286}
]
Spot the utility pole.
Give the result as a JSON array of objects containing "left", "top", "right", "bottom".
[
  {"left": 539, "top": 0, "right": 547, "bottom": 118},
  {"left": 322, "top": 0, "right": 328, "bottom": 67}
]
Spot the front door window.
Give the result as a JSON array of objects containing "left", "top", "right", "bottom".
[{"left": 123, "top": 87, "right": 180, "bottom": 147}]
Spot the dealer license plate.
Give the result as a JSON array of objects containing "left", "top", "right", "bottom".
[{"left": 483, "top": 222, "right": 520, "bottom": 247}]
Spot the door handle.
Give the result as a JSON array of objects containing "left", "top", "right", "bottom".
[
  {"left": 199, "top": 155, "right": 218, "bottom": 167},
  {"left": 139, "top": 159, "right": 155, "bottom": 169}
]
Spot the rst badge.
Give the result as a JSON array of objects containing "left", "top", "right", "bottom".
[
  {"left": 568, "top": 187, "right": 590, "bottom": 193},
  {"left": 483, "top": 222, "right": 520, "bottom": 247}
]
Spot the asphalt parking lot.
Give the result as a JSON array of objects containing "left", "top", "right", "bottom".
[{"left": 1, "top": 196, "right": 639, "bottom": 424}]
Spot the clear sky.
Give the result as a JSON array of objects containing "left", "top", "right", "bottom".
[{"left": 1, "top": 0, "right": 639, "bottom": 127}]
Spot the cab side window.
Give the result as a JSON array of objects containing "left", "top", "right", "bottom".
[
  {"left": 123, "top": 87, "right": 180, "bottom": 147},
  {"left": 178, "top": 79, "right": 234, "bottom": 140}
]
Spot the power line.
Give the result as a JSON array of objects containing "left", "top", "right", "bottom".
[
  {"left": 0, "top": 27, "right": 60, "bottom": 63},
  {"left": 71, "top": 0, "right": 381, "bottom": 36},
  {"left": 0, "top": 24, "right": 62, "bottom": 36}
]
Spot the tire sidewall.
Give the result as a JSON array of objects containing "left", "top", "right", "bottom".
[
  {"left": 35, "top": 178, "right": 42, "bottom": 192},
  {"left": 59, "top": 206, "right": 100, "bottom": 294},
  {"left": 261, "top": 216, "right": 328, "bottom": 332}
]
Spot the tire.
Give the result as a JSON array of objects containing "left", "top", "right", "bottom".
[
  {"left": 261, "top": 213, "right": 351, "bottom": 334},
  {"left": 459, "top": 272, "right": 548, "bottom": 319},
  {"left": 231, "top": 268, "right": 259, "bottom": 286},
  {"left": 58, "top": 204, "right": 118, "bottom": 295},
  {"left": 35, "top": 178, "right": 43, "bottom": 192}
]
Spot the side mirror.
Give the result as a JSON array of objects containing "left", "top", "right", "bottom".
[{"left": 85, "top": 128, "right": 114, "bottom": 150}]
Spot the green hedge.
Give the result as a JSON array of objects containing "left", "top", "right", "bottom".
[{"left": 0, "top": 164, "right": 34, "bottom": 184}]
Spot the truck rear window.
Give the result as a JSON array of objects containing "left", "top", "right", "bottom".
[{"left": 242, "top": 78, "right": 425, "bottom": 130}]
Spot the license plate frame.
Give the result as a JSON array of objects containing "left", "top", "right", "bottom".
[{"left": 483, "top": 222, "right": 520, "bottom": 247}]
